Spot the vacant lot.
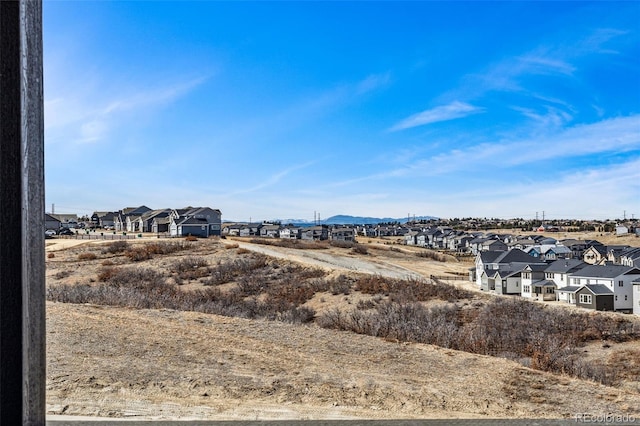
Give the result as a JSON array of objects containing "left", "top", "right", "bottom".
[{"left": 46, "top": 236, "right": 640, "bottom": 420}]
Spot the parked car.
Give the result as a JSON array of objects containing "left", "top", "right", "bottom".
[
  {"left": 59, "top": 228, "right": 74, "bottom": 236},
  {"left": 45, "top": 229, "right": 56, "bottom": 237}
]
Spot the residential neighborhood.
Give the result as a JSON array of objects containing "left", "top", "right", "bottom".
[{"left": 45, "top": 208, "right": 640, "bottom": 315}]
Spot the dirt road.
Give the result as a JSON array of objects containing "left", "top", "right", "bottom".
[{"left": 234, "top": 241, "right": 425, "bottom": 280}]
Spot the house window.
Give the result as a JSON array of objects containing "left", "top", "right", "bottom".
[
  {"left": 625, "top": 295, "right": 628, "bottom": 301},
  {"left": 523, "top": 285, "right": 530, "bottom": 293},
  {"left": 615, "top": 296, "right": 618, "bottom": 301},
  {"left": 579, "top": 294, "right": 592, "bottom": 304},
  {"left": 545, "top": 287, "right": 555, "bottom": 294},
  {"left": 618, "top": 280, "right": 624, "bottom": 287}
]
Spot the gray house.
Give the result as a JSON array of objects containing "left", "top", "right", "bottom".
[
  {"left": 474, "top": 249, "right": 544, "bottom": 290},
  {"left": 140, "top": 209, "right": 172, "bottom": 233},
  {"left": 575, "top": 284, "right": 614, "bottom": 311},
  {"left": 330, "top": 227, "right": 356, "bottom": 242},
  {"left": 300, "top": 225, "right": 329, "bottom": 241},
  {"left": 568, "top": 264, "right": 640, "bottom": 312},
  {"left": 260, "top": 224, "right": 281, "bottom": 238},
  {"left": 45, "top": 214, "right": 61, "bottom": 232},
  {"left": 169, "top": 207, "right": 222, "bottom": 237}
]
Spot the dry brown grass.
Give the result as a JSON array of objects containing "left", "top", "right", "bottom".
[{"left": 44, "top": 235, "right": 640, "bottom": 420}]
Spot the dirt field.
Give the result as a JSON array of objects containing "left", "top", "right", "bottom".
[{"left": 45, "top": 235, "right": 640, "bottom": 420}]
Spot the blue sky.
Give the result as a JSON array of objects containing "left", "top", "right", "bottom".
[{"left": 44, "top": 1, "right": 640, "bottom": 221}]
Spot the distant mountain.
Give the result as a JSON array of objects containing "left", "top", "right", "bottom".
[
  {"left": 320, "top": 215, "right": 438, "bottom": 225},
  {"left": 226, "top": 215, "right": 438, "bottom": 226}
]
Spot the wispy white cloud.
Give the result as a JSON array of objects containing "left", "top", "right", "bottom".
[
  {"left": 332, "top": 114, "right": 640, "bottom": 186},
  {"left": 101, "top": 77, "right": 207, "bottom": 115},
  {"left": 407, "top": 115, "right": 640, "bottom": 174},
  {"left": 433, "top": 157, "right": 640, "bottom": 219},
  {"left": 389, "top": 101, "right": 484, "bottom": 132},
  {"left": 510, "top": 105, "right": 573, "bottom": 130},
  {"left": 355, "top": 72, "right": 392, "bottom": 95},
  {"left": 444, "top": 28, "right": 628, "bottom": 103},
  {"left": 517, "top": 52, "right": 576, "bottom": 76},
  {"left": 45, "top": 76, "right": 208, "bottom": 144}
]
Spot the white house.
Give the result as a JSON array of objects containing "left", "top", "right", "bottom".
[
  {"left": 544, "top": 259, "right": 587, "bottom": 299},
  {"left": 520, "top": 264, "right": 552, "bottom": 300},
  {"left": 568, "top": 265, "right": 640, "bottom": 312},
  {"left": 633, "top": 279, "right": 640, "bottom": 316}
]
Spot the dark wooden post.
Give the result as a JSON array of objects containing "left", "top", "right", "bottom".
[{"left": 0, "top": 0, "right": 46, "bottom": 424}]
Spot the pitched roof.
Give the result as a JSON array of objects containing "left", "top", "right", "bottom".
[
  {"left": 532, "top": 280, "right": 556, "bottom": 287},
  {"left": 177, "top": 217, "right": 210, "bottom": 226},
  {"left": 556, "top": 286, "right": 582, "bottom": 293},
  {"left": 620, "top": 247, "right": 640, "bottom": 259},
  {"left": 479, "top": 249, "right": 543, "bottom": 265},
  {"left": 580, "top": 284, "right": 614, "bottom": 295},
  {"left": 572, "top": 264, "right": 640, "bottom": 279},
  {"left": 524, "top": 264, "right": 550, "bottom": 272},
  {"left": 545, "top": 259, "right": 587, "bottom": 273}
]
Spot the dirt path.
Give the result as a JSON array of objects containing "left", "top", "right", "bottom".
[{"left": 234, "top": 241, "right": 425, "bottom": 280}]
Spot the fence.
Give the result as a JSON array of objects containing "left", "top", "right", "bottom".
[
  {"left": 430, "top": 275, "right": 468, "bottom": 281},
  {"left": 58, "top": 233, "right": 137, "bottom": 241}
]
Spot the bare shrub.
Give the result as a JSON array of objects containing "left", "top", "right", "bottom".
[
  {"left": 316, "top": 295, "right": 640, "bottom": 386},
  {"left": 172, "top": 256, "right": 208, "bottom": 272},
  {"left": 277, "top": 306, "right": 316, "bottom": 324},
  {"left": 145, "top": 241, "right": 186, "bottom": 255},
  {"left": 248, "top": 238, "right": 328, "bottom": 250},
  {"left": 308, "top": 278, "right": 330, "bottom": 293},
  {"left": 224, "top": 243, "right": 239, "bottom": 249},
  {"left": 414, "top": 250, "right": 457, "bottom": 263},
  {"left": 204, "top": 255, "right": 269, "bottom": 286},
  {"left": 355, "top": 275, "right": 471, "bottom": 302},
  {"left": 185, "top": 235, "right": 198, "bottom": 241},
  {"left": 236, "top": 273, "right": 266, "bottom": 296},
  {"left": 329, "top": 240, "right": 355, "bottom": 249},
  {"left": 97, "top": 267, "right": 118, "bottom": 282},
  {"left": 315, "top": 307, "right": 345, "bottom": 329},
  {"left": 54, "top": 270, "right": 72, "bottom": 279},
  {"left": 351, "top": 244, "right": 368, "bottom": 255},
  {"left": 47, "top": 252, "right": 55, "bottom": 259},
  {"left": 357, "top": 298, "right": 378, "bottom": 310},
  {"left": 78, "top": 252, "right": 97, "bottom": 261},
  {"left": 327, "top": 274, "right": 353, "bottom": 295},
  {"left": 102, "top": 240, "right": 130, "bottom": 254},
  {"left": 265, "top": 280, "right": 316, "bottom": 306},
  {"left": 101, "top": 260, "right": 114, "bottom": 266},
  {"left": 48, "top": 261, "right": 318, "bottom": 325},
  {"left": 236, "top": 247, "right": 250, "bottom": 254},
  {"left": 171, "top": 256, "right": 209, "bottom": 281},
  {"left": 125, "top": 247, "right": 151, "bottom": 262},
  {"left": 354, "top": 275, "right": 389, "bottom": 295}
]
